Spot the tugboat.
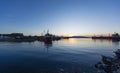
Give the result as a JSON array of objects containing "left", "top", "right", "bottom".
[
  {"left": 37, "top": 30, "right": 62, "bottom": 42},
  {"left": 44, "top": 30, "right": 52, "bottom": 42}
]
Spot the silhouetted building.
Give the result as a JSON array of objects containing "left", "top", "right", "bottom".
[{"left": 0, "top": 33, "right": 24, "bottom": 40}]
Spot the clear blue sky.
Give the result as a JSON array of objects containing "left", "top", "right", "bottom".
[{"left": 0, "top": 0, "right": 120, "bottom": 36}]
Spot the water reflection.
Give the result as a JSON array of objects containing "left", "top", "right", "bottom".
[
  {"left": 43, "top": 41, "right": 52, "bottom": 52},
  {"left": 44, "top": 41, "right": 52, "bottom": 48},
  {"left": 0, "top": 38, "right": 119, "bottom": 73},
  {"left": 92, "top": 39, "right": 112, "bottom": 44},
  {"left": 92, "top": 39, "right": 120, "bottom": 47},
  {"left": 112, "top": 41, "right": 119, "bottom": 47}
]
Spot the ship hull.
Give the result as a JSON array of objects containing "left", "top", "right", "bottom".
[{"left": 92, "top": 36, "right": 120, "bottom": 40}]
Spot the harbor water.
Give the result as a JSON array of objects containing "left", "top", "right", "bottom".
[{"left": 0, "top": 38, "right": 119, "bottom": 73}]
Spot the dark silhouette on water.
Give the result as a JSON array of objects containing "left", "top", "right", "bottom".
[
  {"left": 0, "top": 32, "right": 62, "bottom": 42},
  {"left": 92, "top": 33, "right": 120, "bottom": 41},
  {"left": 44, "top": 41, "right": 52, "bottom": 48},
  {"left": 95, "top": 49, "right": 120, "bottom": 73}
]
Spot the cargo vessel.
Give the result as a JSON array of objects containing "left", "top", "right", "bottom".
[{"left": 92, "top": 33, "right": 120, "bottom": 40}]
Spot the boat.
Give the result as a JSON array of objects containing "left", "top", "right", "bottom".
[
  {"left": 44, "top": 30, "right": 52, "bottom": 42},
  {"left": 37, "top": 30, "right": 62, "bottom": 42}
]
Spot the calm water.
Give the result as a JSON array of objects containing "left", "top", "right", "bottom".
[{"left": 0, "top": 38, "right": 119, "bottom": 73}]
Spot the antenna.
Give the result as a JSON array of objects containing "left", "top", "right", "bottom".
[{"left": 47, "top": 29, "right": 49, "bottom": 34}]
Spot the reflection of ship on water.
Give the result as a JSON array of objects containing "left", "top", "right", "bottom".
[
  {"left": 92, "top": 38, "right": 120, "bottom": 43},
  {"left": 92, "top": 33, "right": 120, "bottom": 41},
  {"left": 44, "top": 41, "right": 52, "bottom": 53},
  {"left": 95, "top": 49, "right": 120, "bottom": 73},
  {"left": 44, "top": 41, "right": 52, "bottom": 48}
]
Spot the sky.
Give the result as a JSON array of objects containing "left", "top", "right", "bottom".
[{"left": 0, "top": 0, "right": 120, "bottom": 36}]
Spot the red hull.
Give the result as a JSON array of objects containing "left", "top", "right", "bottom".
[{"left": 44, "top": 37, "right": 52, "bottom": 42}]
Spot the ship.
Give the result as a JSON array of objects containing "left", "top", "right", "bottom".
[
  {"left": 43, "top": 30, "right": 52, "bottom": 42},
  {"left": 43, "top": 30, "right": 62, "bottom": 42},
  {"left": 92, "top": 33, "right": 120, "bottom": 41}
]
